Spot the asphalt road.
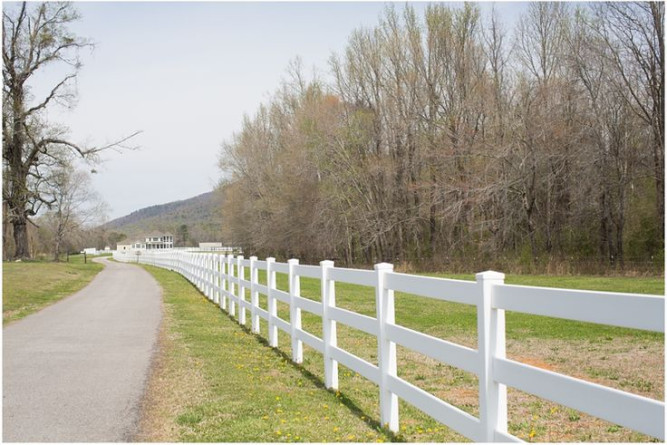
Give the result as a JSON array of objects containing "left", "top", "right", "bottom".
[{"left": 3, "top": 257, "right": 162, "bottom": 442}]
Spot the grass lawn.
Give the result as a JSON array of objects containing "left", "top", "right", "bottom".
[
  {"left": 2, "top": 255, "right": 104, "bottom": 325},
  {"left": 139, "top": 263, "right": 664, "bottom": 442},
  {"left": 137, "top": 265, "right": 395, "bottom": 442}
]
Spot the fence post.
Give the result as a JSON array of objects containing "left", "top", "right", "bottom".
[
  {"left": 192, "top": 253, "right": 197, "bottom": 286},
  {"left": 250, "top": 256, "right": 260, "bottom": 334},
  {"left": 208, "top": 255, "right": 214, "bottom": 301},
  {"left": 197, "top": 253, "right": 202, "bottom": 290},
  {"left": 237, "top": 255, "right": 246, "bottom": 325},
  {"left": 321, "top": 260, "right": 338, "bottom": 390},
  {"left": 220, "top": 254, "right": 228, "bottom": 310},
  {"left": 228, "top": 254, "right": 236, "bottom": 317},
  {"left": 196, "top": 253, "right": 200, "bottom": 286},
  {"left": 206, "top": 255, "right": 212, "bottom": 300},
  {"left": 267, "top": 257, "right": 277, "bottom": 347},
  {"left": 203, "top": 254, "right": 208, "bottom": 296},
  {"left": 202, "top": 254, "right": 206, "bottom": 292},
  {"left": 477, "top": 270, "right": 507, "bottom": 442},
  {"left": 203, "top": 254, "right": 207, "bottom": 292},
  {"left": 203, "top": 254, "right": 207, "bottom": 295},
  {"left": 375, "top": 262, "right": 398, "bottom": 432},
  {"left": 214, "top": 254, "right": 220, "bottom": 305},
  {"left": 288, "top": 258, "right": 302, "bottom": 363}
]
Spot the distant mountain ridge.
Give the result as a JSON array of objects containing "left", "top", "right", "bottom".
[{"left": 104, "top": 191, "right": 224, "bottom": 245}]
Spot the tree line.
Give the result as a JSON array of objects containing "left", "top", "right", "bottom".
[{"left": 219, "top": 2, "right": 664, "bottom": 272}]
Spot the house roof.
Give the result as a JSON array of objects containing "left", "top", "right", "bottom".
[{"left": 145, "top": 233, "right": 173, "bottom": 238}]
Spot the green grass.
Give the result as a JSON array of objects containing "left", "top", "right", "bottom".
[
  {"left": 434, "top": 272, "right": 664, "bottom": 295},
  {"left": 3, "top": 255, "right": 104, "bottom": 324},
  {"left": 141, "top": 265, "right": 396, "bottom": 442},
  {"left": 422, "top": 272, "right": 664, "bottom": 341},
  {"left": 258, "top": 270, "right": 664, "bottom": 343},
  {"left": 142, "top": 264, "right": 664, "bottom": 442}
]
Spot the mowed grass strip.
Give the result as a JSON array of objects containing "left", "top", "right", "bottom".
[
  {"left": 138, "top": 265, "right": 395, "bottom": 442},
  {"left": 2, "top": 255, "right": 104, "bottom": 325},
  {"left": 141, "top": 262, "right": 663, "bottom": 442}
]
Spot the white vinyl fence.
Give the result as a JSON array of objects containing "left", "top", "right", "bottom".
[{"left": 113, "top": 250, "right": 665, "bottom": 442}]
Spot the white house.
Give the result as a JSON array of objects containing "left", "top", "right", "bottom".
[
  {"left": 115, "top": 233, "right": 174, "bottom": 253},
  {"left": 145, "top": 233, "right": 173, "bottom": 250},
  {"left": 132, "top": 240, "right": 147, "bottom": 250},
  {"left": 117, "top": 242, "right": 133, "bottom": 252}
]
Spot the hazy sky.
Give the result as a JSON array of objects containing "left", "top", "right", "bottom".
[{"left": 22, "top": 1, "right": 526, "bottom": 220}]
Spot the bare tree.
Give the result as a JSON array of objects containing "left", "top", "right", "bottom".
[
  {"left": 42, "top": 164, "right": 107, "bottom": 261},
  {"left": 593, "top": 2, "right": 664, "bottom": 236},
  {"left": 2, "top": 2, "right": 139, "bottom": 259},
  {"left": 568, "top": 8, "right": 644, "bottom": 266}
]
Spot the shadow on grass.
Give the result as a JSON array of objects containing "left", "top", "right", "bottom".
[
  {"left": 220, "top": 308, "right": 404, "bottom": 443},
  {"left": 157, "top": 271, "right": 404, "bottom": 442}
]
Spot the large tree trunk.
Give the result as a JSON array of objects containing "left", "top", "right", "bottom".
[{"left": 12, "top": 218, "right": 30, "bottom": 260}]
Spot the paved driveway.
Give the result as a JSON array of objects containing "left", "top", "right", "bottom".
[{"left": 3, "top": 258, "right": 162, "bottom": 442}]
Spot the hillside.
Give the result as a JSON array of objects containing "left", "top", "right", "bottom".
[{"left": 104, "top": 191, "right": 224, "bottom": 246}]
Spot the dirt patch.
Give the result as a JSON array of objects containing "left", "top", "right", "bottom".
[
  {"left": 397, "top": 334, "right": 663, "bottom": 441},
  {"left": 504, "top": 336, "right": 663, "bottom": 442},
  {"left": 506, "top": 336, "right": 664, "bottom": 399},
  {"left": 514, "top": 356, "right": 557, "bottom": 371}
]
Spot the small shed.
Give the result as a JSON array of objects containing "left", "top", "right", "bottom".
[{"left": 199, "top": 242, "right": 223, "bottom": 250}]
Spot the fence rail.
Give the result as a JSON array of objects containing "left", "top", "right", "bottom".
[{"left": 113, "top": 250, "right": 665, "bottom": 442}]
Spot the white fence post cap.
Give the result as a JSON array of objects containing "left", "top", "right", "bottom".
[
  {"left": 374, "top": 262, "right": 393, "bottom": 271},
  {"left": 476, "top": 270, "right": 505, "bottom": 281}
]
